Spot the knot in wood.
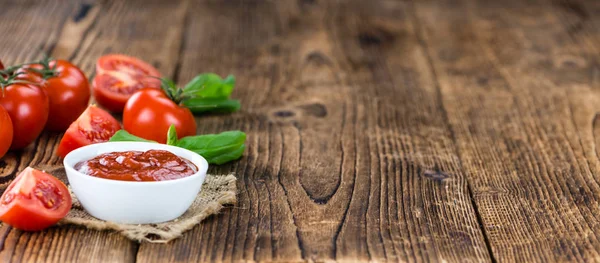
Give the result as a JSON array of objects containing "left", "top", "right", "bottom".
[{"left": 423, "top": 170, "right": 451, "bottom": 182}]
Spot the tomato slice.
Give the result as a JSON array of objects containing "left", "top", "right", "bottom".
[
  {"left": 92, "top": 54, "right": 161, "bottom": 113},
  {"left": 0, "top": 167, "right": 72, "bottom": 231},
  {"left": 57, "top": 105, "right": 121, "bottom": 158}
]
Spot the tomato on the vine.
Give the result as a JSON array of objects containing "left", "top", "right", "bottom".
[
  {"left": 57, "top": 105, "right": 121, "bottom": 158},
  {"left": 19, "top": 60, "right": 90, "bottom": 131},
  {"left": 0, "top": 60, "right": 14, "bottom": 156},
  {"left": 93, "top": 54, "right": 161, "bottom": 113},
  {"left": 0, "top": 106, "right": 13, "bottom": 158},
  {"left": 123, "top": 88, "right": 196, "bottom": 143},
  {"left": 0, "top": 81, "right": 49, "bottom": 150},
  {"left": 0, "top": 167, "right": 72, "bottom": 231}
]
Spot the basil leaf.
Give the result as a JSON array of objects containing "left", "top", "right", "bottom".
[
  {"left": 176, "top": 131, "right": 246, "bottom": 164},
  {"left": 176, "top": 131, "right": 245, "bottom": 152},
  {"left": 183, "top": 73, "right": 235, "bottom": 99},
  {"left": 166, "top": 125, "right": 178, "bottom": 145},
  {"left": 182, "top": 98, "right": 241, "bottom": 113},
  {"left": 109, "top": 130, "right": 155, "bottom": 142},
  {"left": 177, "top": 131, "right": 245, "bottom": 149},
  {"left": 201, "top": 144, "right": 245, "bottom": 165},
  {"left": 109, "top": 129, "right": 246, "bottom": 165}
]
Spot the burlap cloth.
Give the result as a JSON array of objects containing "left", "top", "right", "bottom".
[{"left": 37, "top": 166, "right": 237, "bottom": 243}]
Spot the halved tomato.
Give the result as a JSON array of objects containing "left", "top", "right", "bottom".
[
  {"left": 92, "top": 54, "right": 161, "bottom": 113},
  {"left": 0, "top": 167, "right": 72, "bottom": 231},
  {"left": 56, "top": 105, "right": 121, "bottom": 158}
]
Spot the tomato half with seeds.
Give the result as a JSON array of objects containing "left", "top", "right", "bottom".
[
  {"left": 0, "top": 167, "right": 72, "bottom": 231},
  {"left": 92, "top": 54, "right": 161, "bottom": 113},
  {"left": 0, "top": 105, "right": 13, "bottom": 159},
  {"left": 57, "top": 105, "right": 121, "bottom": 158}
]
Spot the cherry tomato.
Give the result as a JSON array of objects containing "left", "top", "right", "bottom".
[
  {"left": 19, "top": 60, "right": 90, "bottom": 131},
  {"left": 123, "top": 88, "right": 196, "bottom": 143},
  {"left": 0, "top": 61, "right": 12, "bottom": 158},
  {"left": 0, "top": 106, "right": 13, "bottom": 158},
  {"left": 0, "top": 167, "right": 72, "bottom": 231},
  {"left": 0, "top": 83, "right": 49, "bottom": 150},
  {"left": 92, "top": 54, "right": 161, "bottom": 113},
  {"left": 57, "top": 105, "right": 121, "bottom": 158}
]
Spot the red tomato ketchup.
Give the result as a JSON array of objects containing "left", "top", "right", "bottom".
[{"left": 75, "top": 150, "right": 198, "bottom": 182}]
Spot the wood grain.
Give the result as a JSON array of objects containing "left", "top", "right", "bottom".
[
  {"left": 0, "top": 225, "right": 136, "bottom": 263},
  {"left": 0, "top": 0, "right": 73, "bottom": 188},
  {"left": 134, "top": 0, "right": 489, "bottom": 262},
  {"left": 0, "top": 0, "right": 186, "bottom": 262},
  {"left": 414, "top": 0, "right": 600, "bottom": 261},
  {"left": 3, "top": 0, "right": 600, "bottom": 262}
]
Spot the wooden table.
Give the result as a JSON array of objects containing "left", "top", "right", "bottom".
[{"left": 0, "top": 0, "right": 599, "bottom": 262}]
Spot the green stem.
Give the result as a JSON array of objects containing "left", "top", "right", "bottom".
[
  {"left": 34, "top": 56, "right": 59, "bottom": 79},
  {"left": 0, "top": 72, "right": 38, "bottom": 97}
]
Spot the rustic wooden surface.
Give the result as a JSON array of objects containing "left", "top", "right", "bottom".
[{"left": 0, "top": 0, "right": 599, "bottom": 262}]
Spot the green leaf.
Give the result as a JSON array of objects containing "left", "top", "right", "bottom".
[
  {"left": 109, "top": 130, "right": 155, "bottom": 143},
  {"left": 183, "top": 73, "right": 235, "bottom": 99},
  {"left": 166, "top": 125, "right": 178, "bottom": 145},
  {"left": 108, "top": 129, "right": 246, "bottom": 165},
  {"left": 202, "top": 144, "right": 245, "bottom": 165},
  {"left": 177, "top": 131, "right": 245, "bottom": 149},
  {"left": 182, "top": 98, "right": 241, "bottom": 113},
  {"left": 176, "top": 131, "right": 246, "bottom": 164}
]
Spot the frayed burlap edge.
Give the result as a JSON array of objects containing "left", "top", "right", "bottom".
[{"left": 37, "top": 165, "right": 238, "bottom": 243}]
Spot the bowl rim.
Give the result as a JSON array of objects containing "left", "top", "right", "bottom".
[{"left": 63, "top": 141, "right": 209, "bottom": 185}]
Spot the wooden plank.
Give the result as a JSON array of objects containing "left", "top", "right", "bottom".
[
  {"left": 0, "top": 0, "right": 189, "bottom": 262},
  {"left": 414, "top": 0, "right": 600, "bottom": 261},
  {"left": 136, "top": 0, "right": 490, "bottom": 262},
  {"left": 0, "top": 225, "right": 136, "bottom": 263},
  {"left": 59, "top": 0, "right": 189, "bottom": 80}
]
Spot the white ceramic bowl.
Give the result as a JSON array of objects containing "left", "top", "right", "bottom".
[{"left": 63, "top": 142, "right": 208, "bottom": 224}]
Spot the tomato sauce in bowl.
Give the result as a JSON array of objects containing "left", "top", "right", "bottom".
[{"left": 74, "top": 149, "right": 198, "bottom": 182}]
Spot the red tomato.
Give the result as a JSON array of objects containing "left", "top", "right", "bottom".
[
  {"left": 0, "top": 61, "right": 11, "bottom": 158},
  {"left": 0, "top": 167, "right": 72, "bottom": 231},
  {"left": 57, "top": 105, "right": 121, "bottom": 158},
  {"left": 123, "top": 88, "right": 196, "bottom": 143},
  {"left": 92, "top": 54, "right": 161, "bottom": 113},
  {"left": 0, "top": 106, "right": 13, "bottom": 158},
  {"left": 19, "top": 60, "right": 90, "bottom": 131},
  {"left": 0, "top": 83, "right": 49, "bottom": 150}
]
